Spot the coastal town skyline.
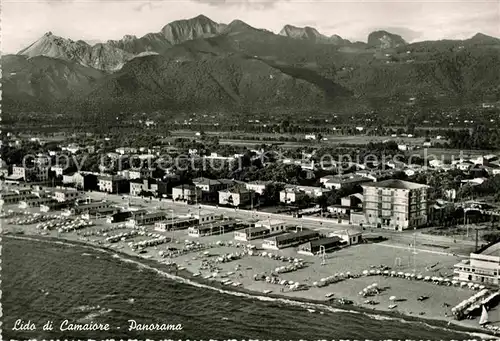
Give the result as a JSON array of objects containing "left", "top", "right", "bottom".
[{"left": 3, "top": 0, "right": 499, "bottom": 53}]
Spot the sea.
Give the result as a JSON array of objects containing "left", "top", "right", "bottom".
[{"left": 2, "top": 236, "right": 484, "bottom": 340}]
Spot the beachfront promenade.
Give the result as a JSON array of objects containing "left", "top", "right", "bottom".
[
  {"left": 2, "top": 193, "right": 497, "bottom": 335},
  {"left": 86, "top": 191, "right": 477, "bottom": 255}
]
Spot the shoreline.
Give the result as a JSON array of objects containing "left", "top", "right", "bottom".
[{"left": 4, "top": 232, "right": 497, "bottom": 339}]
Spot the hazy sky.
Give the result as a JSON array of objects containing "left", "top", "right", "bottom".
[{"left": 3, "top": 0, "right": 499, "bottom": 53}]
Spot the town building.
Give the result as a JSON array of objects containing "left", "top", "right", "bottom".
[
  {"left": 124, "top": 168, "right": 155, "bottom": 180},
  {"left": 72, "top": 172, "right": 98, "bottom": 190},
  {"left": 280, "top": 187, "right": 306, "bottom": 204},
  {"left": 116, "top": 147, "right": 138, "bottom": 155},
  {"left": 362, "top": 179, "right": 429, "bottom": 231},
  {"left": 454, "top": 242, "right": 500, "bottom": 285},
  {"left": 97, "top": 175, "right": 129, "bottom": 193},
  {"left": 324, "top": 174, "right": 373, "bottom": 190},
  {"left": 129, "top": 178, "right": 158, "bottom": 197},
  {"left": 12, "top": 165, "right": 50, "bottom": 182},
  {"left": 320, "top": 175, "right": 336, "bottom": 185},
  {"left": 172, "top": 185, "right": 202, "bottom": 203},
  {"left": 218, "top": 187, "right": 253, "bottom": 207},
  {"left": 245, "top": 180, "right": 271, "bottom": 195}
]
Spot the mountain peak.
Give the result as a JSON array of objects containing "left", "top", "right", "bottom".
[
  {"left": 160, "top": 15, "right": 225, "bottom": 44},
  {"left": 367, "top": 30, "right": 407, "bottom": 49},
  {"left": 279, "top": 24, "right": 348, "bottom": 45},
  {"left": 226, "top": 19, "right": 256, "bottom": 31},
  {"left": 45, "top": 31, "right": 53, "bottom": 37},
  {"left": 193, "top": 14, "right": 211, "bottom": 21},
  {"left": 468, "top": 32, "right": 500, "bottom": 44},
  {"left": 123, "top": 34, "right": 137, "bottom": 41}
]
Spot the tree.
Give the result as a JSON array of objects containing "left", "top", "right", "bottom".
[{"left": 262, "top": 183, "right": 285, "bottom": 204}]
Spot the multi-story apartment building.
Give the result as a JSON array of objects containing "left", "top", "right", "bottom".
[
  {"left": 12, "top": 165, "right": 50, "bottom": 182},
  {"left": 362, "top": 179, "right": 429, "bottom": 231}
]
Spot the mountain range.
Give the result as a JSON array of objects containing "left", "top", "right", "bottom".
[{"left": 3, "top": 14, "right": 500, "bottom": 115}]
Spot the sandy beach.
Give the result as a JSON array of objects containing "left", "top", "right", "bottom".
[{"left": 2, "top": 207, "right": 499, "bottom": 336}]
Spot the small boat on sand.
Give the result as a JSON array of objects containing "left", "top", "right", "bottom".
[
  {"left": 307, "top": 309, "right": 316, "bottom": 313},
  {"left": 263, "top": 290, "right": 273, "bottom": 294},
  {"left": 325, "top": 293, "right": 335, "bottom": 298},
  {"left": 388, "top": 304, "right": 398, "bottom": 309}
]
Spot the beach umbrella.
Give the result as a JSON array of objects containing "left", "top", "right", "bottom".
[
  {"left": 479, "top": 285, "right": 485, "bottom": 290},
  {"left": 372, "top": 283, "right": 378, "bottom": 287},
  {"left": 460, "top": 282, "right": 467, "bottom": 287},
  {"left": 376, "top": 270, "right": 381, "bottom": 275},
  {"left": 389, "top": 296, "right": 396, "bottom": 301},
  {"left": 346, "top": 272, "right": 351, "bottom": 277},
  {"left": 391, "top": 271, "right": 396, "bottom": 276},
  {"left": 424, "top": 276, "right": 431, "bottom": 281},
  {"left": 313, "top": 282, "right": 318, "bottom": 286},
  {"left": 451, "top": 280, "right": 458, "bottom": 285},
  {"left": 370, "top": 270, "right": 376, "bottom": 275},
  {"left": 359, "top": 291, "right": 363, "bottom": 295},
  {"left": 384, "top": 270, "right": 389, "bottom": 275},
  {"left": 363, "top": 270, "right": 369, "bottom": 275}
]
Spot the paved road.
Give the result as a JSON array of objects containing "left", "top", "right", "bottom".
[
  {"left": 85, "top": 191, "right": 476, "bottom": 253},
  {"left": 87, "top": 191, "right": 353, "bottom": 232}
]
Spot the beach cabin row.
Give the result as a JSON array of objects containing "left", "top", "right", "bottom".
[
  {"left": 262, "top": 230, "right": 321, "bottom": 250},
  {"left": 126, "top": 211, "right": 169, "bottom": 228},
  {"left": 298, "top": 236, "right": 345, "bottom": 256},
  {"left": 81, "top": 206, "right": 118, "bottom": 220},
  {"left": 40, "top": 200, "right": 70, "bottom": 212},
  {"left": 107, "top": 209, "right": 148, "bottom": 223},
  {"left": 72, "top": 201, "right": 111, "bottom": 215},
  {"left": 234, "top": 219, "right": 287, "bottom": 241},
  {"left": 155, "top": 216, "right": 199, "bottom": 231},
  {"left": 18, "top": 197, "right": 54, "bottom": 209},
  {"left": 188, "top": 219, "right": 237, "bottom": 237}
]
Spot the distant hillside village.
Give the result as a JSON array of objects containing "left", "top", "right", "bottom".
[{"left": 2, "top": 132, "right": 500, "bottom": 233}]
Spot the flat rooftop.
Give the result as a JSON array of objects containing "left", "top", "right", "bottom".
[
  {"left": 255, "top": 219, "right": 285, "bottom": 226},
  {"left": 362, "top": 179, "right": 429, "bottom": 190}
]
